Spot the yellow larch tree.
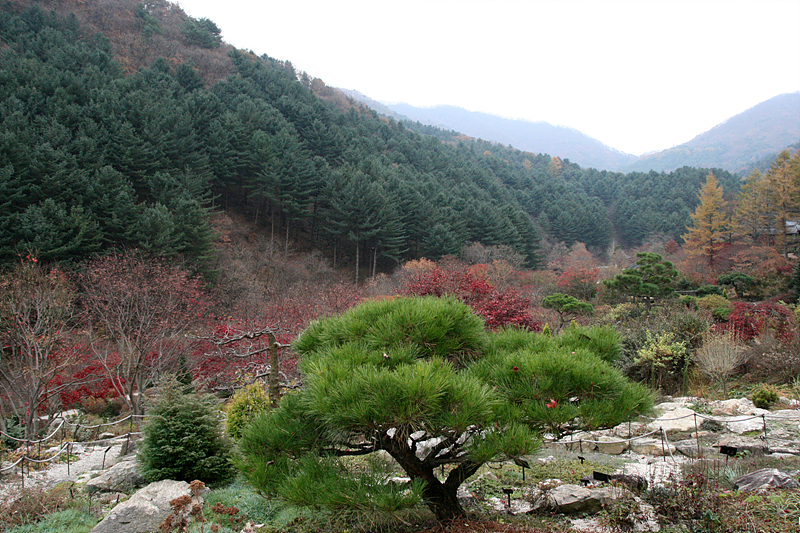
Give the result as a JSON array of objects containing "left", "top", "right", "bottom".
[
  {"left": 682, "top": 172, "right": 728, "bottom": 267},
  {"left": 764, "top": 149, "right": 800, "bottom": 257},
  {"left": 733, "top": 169, "right": 771, "bottom": 243}
]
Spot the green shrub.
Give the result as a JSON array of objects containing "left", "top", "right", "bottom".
[
  {"left": 138, "top": 377, "right": 235, "bottom": 485},
  {"left": 226, "top": 383, "right": 271, "bottom": 440},
  {"left": 751, "top": 384, "right": 780, "bottom": 410},
  {"left": 679, "top": 295, "right": 698, "bottom": 310},
  {"left": 636, "top": 331, "right": 690, "bottom": 394},
  {"left": 697, "top": 294, "right": 733, "bottom": 321},
  {"left": 696, "top": 285, "right": 723, "bottom": 297}
]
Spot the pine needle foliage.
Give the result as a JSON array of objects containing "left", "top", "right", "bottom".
[
  {"left": 556, "top": 324, "right": 623, "bottom": 364},
  {"left": 237, "top": 296, "right": 652, "bottom": 521},
  {"left": 138, "top": 377, "right": 236, "bottom": 485}
]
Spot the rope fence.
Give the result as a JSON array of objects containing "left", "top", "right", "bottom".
[{"left": 0, "top": 413, "right": 149, "bottom": 486}]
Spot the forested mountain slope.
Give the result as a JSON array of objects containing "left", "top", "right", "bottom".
[
  {"left": 625, "top": 92, "right": 800, "bottom": 174},
  {"left": 0, "top": 0, "right": 742, "bottom": 276}
]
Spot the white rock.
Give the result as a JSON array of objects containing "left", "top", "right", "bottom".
[
  {"left": 629, "top": 438, "right": 676, "bottom": 456},
  {"left": 726, "top": 416, "right": 766, "bottom": 434},
  {"left": 646, "top": 407, "right": 700, "bottom": 433},
  {"left": 593, "top": 436, "right": 628, "bottom": 455}
]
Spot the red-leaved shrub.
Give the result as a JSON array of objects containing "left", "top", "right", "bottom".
[
  {"left": 718, "top": 301, "right": 798, "bottom": 343},
  {"left": 401, "top": 265, "right": 540, "bottom": 331}
]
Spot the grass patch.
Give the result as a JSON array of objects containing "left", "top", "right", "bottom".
[
  {"left": 0, "top": 483, "right": 94, "bottom": 531},
  {"left": 3, "top": 509, "right": 98, "bottom": 533}
]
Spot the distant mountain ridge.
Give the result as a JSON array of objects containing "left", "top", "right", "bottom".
[
  {"left": 382, "top": 103, "right": 638, "bottom": 171},
  {"left": 346, "top": 91, "right": 799, "bottom": 174},
  {"left": 623, "top": 92, "right": 800, "bottom": 174}
]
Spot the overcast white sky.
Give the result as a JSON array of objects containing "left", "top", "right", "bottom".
[{"left": 177, "top": 0, "right": 800, "bottom": 156}]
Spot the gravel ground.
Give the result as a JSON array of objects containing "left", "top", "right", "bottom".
[{"left": 0, "top": 440, "right": 126, "bottom": 502}]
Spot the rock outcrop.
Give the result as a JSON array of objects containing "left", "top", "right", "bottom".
[
  {"left": 89, "top": 479, "right": 199, "bottom": 533},
  {"left": 734, "top": 468, "right": 800, "bottom": 492},
  {"left": 85, "top": 455, "right": 147, "bottom": 494}
]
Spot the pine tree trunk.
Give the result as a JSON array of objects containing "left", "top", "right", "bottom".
[
  {"left": 381, "top": 435, "right": 470, "bottom": 520},
  {"left": 423, "top": 482, "right": 467, "bottom": 521},
  {"left": 285, "top": 220, "right": 290, "bottom": 258},
  {"left": 355, "top": 242, "right": 360, "bottom": 284},
  {"left": 267, "top": 331, "right": 280, "bottom": 408}
]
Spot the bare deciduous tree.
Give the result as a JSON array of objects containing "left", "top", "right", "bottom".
[
  {"left": 0, "top": 258, "right": 87, "bottom": 439},
  {"left": 79, "top": 252, "right": 206, "bottom": 416}
]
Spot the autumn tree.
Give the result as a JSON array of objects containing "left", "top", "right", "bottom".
[
  {"left": 763, "top": 150, "right": 800, "bottom": 257},
  {"left": 682, "top": 172, "right": 728, "bottom": 267},
  {"left": 548, "top": 155, "right": 563, "bottom": 179},
  {"left": 401, "top": 263, "right": 540, "bottom": 330},
  {"left": 733, "top": 170, "right": 770, "bottom": 243},
  {"left": 0, "top": 257, "right": 86, "bottom": 439},
  {"left": 195, "top": 322, "right": 288, "bottom": 407},
  {"left": 79, "top": 252, "right": 206, "bottom": 416}
]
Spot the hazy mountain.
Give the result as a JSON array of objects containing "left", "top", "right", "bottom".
[
  {"left": 380, "top": 103, "right": 638, "bottom": 171},
  {"left": 339, "top": 89, "right": 406, "bottom": 120},
  {"left": 623, "top": 92, "right": 800, "bottom": 174}
]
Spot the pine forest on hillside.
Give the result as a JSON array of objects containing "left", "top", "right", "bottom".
[{"left": 0, "top": 0, "right": 753, "bottom": 276}]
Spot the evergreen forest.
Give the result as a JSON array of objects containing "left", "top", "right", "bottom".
[{"left": 0, "top": 0, "right": 744, "bottom": 276}]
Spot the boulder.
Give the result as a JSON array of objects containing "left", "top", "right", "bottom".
[
  {"left": 646, "top": 407, "right": 699, "bottom": 433},
  {"left": 89, "top": 479, "right": 197, "bottom": 533},
  {"left": 673, "top": 439, "right": 715, "bottom": 459},
  {"left": 629, "top": 438, "right": 676, "bottom": 456},
  {"left": 592, "top": 436, "right": 628, "bottom": 455},
  {"left": 85, "top": 456, "right": 147, "bottom": 494},
  {"left": 612, "top": 421, "right": 648, "bottom": 439},
  {"left": 778, "top": 396, "right": 800, "bottom": 408},
  {"left": 726, "top": 416, "right": 767, "bottom": 435},
  {"left": 712, "top": 435, "right": 768, "bottom": 456},
  {"left": 734, "top": 468, "right": 799, "bottom": 492},
  {"left": 535, "top": 483, "right": 633, "bottom": 514},
  {"left": 711, "top": 399, "right": 743, "bottom": 416}
]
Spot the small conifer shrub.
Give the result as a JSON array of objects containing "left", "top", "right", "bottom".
[
  {"left": 138, "top": 377, "right": 235, "bottom": 485},
  {"left": 750, "top": 384, "right": 779, "bottom": 410}
]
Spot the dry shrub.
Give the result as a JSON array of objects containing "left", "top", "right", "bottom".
[
  {"left": 742, "top": 332, "right": 800, "bottom": 383},
  {"left": 694, "top": 330, "right": 747, "bottom": 397}
]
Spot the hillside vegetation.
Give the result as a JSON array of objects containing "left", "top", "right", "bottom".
[{"left": 0, "top": 0, "right": 750, "bottom": 276}]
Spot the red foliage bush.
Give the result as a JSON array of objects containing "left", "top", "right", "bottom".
[
  {"left": 557, "top": 267, "right": 599, "bottom": 300},
  {"left": 717, "top": 301, "right": 798, "bottom": 343},
  {"left": 191, "top": 281, "right": 363, "bottom": 392},
  {"left": 401, "top": 265, "right": 541, "bottom": 331}
]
